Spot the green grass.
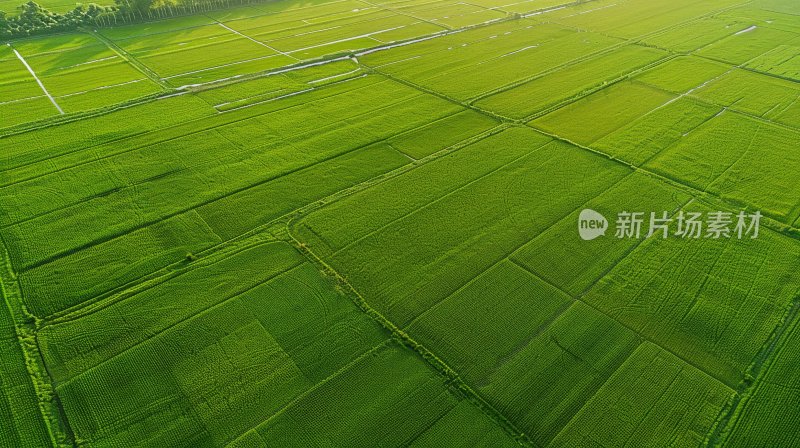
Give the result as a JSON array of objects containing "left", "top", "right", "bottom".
[
  {"left": 590, "top": 96, "right": 721, "bottom": 166},
  {"left": 480, "top": 301, "right": 641, "bottom": 446},
  {"left": 2, "top": 0, "right": 800, "bottom": 446},
  {"left": 511, "top": 172, "right": 693, "bottom": 297},
  {"left": 0, "top": 291, "right": 52, "bottom": 447},
  {"left": 293, "top": 127, "right": 630, "bottom": 327},
  {"left": 583, "top": 201, "right": 800, "bottom": 386},
  {"left": 530, "top": 80, "right": 675, "bottom": 145},
  {"left": 475, "top": 45, "right": 669, "bottom": 119},
  {"left": 696, "top": 25, "right": 798, "bottom": 65},
  {"left": 691, "top": 68, "right": 800, "bottom": 125},
  {"left": 551, "top": 342, "right": 733, "bottom": 448},
  {"left": 723, "top": 312, "right": 800, "bottom": 447},
  {"left": 50, "top": 243, "right": 394, "bottom": 446},
  {"left": 635, "top": 55, "right": 731, "bottom": 94},
  {"left": 645, "top": 112, "right": 800, "bottom": 223}
]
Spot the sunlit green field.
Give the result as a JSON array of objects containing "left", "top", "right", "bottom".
[{"left": 1, "top": 0, "right": 799, "bottom": 446}]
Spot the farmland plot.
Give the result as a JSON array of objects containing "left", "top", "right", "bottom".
[
  {"left": 688, "top": 68, "right": 800, "bottom": 127},
  {"left": 589, "top": 97, "right": 722, "bottom": 166},
  {"left": 643, "top": 16, "right": 753, "bottom": 53},
  {"left": 365, "top": 22, "right": 626, "bottom": 101},
  {"left": 6, "top": 75, "right": 474, "bottom": 318},
  {"left": 7, "top": 33, "right": 164, "bottom": 115},
  {"left": 551, "top": 342, "right": 733, "bottom": 448},
  {"left": 723, "top": 309, "right": 800, "bottom": 447},
  {"left": 0, "top": 46, "right": 63, "bottom": 127},
  {"left": 292, "top": 126, "right": 631, "bottom": 328},
  {"left": 0, "top": 291, "right": 52, "bottom": 447},
  {"left": 104, "top": 0, "right": 448, "bottom": 86},
  {"left": 634, "top": 55, "right": 731, "bottom": 94},
  {"left": 461, "top": 301, "right": 641, "bottom": 447},
  {"left": 474, "top": 45, "right": 669, "bottom": 119},
  {"left": 530, "top": 80, "right": 675, "bottom": 146},
  {"left": 38, "top": 241, "right": 515, "bottom": 446},
  {"left": 2, "top": 0, "right": 800, "bottom": 446},
  {"left": 696, "top": 24, "right": 799, "bottom": 66},
  {"left": 746, "top": 44, "right": 800, "bottom": 81},
  {"left": 645, "top": 112, "right": 800, "bottom": 223},
  {"left": 194, "top": 59, "right": 367, "bottom": 111},
  {"left": 115, "top": 28, "right": 290, "bottom": 82},
  {"left": 545, "top": 0, "right": 748, "bottom": 40},
  {"left": 511, "top": 172, "right": 693, "bottom": 297},
  {"left": 583, "top": 201, "right": 800, "bottom": 386}
]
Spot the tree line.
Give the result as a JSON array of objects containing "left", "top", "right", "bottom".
[{"left": 1, "top": 0, "right": 264, "bottom": 38}]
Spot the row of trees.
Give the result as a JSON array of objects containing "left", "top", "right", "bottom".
[
  {"left": 1, "top": 2, "right": 115, "bottom": 38},
  {"left": 1, "top": 0, "right": 264, "bottom": 38}
]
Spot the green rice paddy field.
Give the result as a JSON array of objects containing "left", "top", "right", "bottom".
[{"left": 1, "top": 0, "right": 799, "bottom": 446}]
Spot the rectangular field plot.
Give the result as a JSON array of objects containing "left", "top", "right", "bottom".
[
  {"left": 511, "top": 172, "right": 692, "bottom": 297},
  {"left": 551, "top": 342, "right": 734, "bottom": 448},
  {"left": 129, "top": 34, "right": 291, "bottom": 82},
  {"left": 112, "top": 0, "right": 450, "bottom": 86},
  {"left": 723, "top": 314, "right": 800, "bottom": 447},
  {"left": 404, "top": 256, "right": 645, "bottom": 447},
  {"left": 583, "top": 201, "right": 800, "bottom": 386},
  {"left": 475, "top": 45, "right": 668, "bottom": 119},
  {"left": 642, "top": 16, "right": 752, "bottom": 52},
  {"left": 242, "top": 11, "right": 442, "bottom": 58},
  {"left": 39, "top": 241, "right": 514, "bottom": 446},
  {"left": 194, "top": 59, "right": 366, "bottom": 111},
  {"left": 292, "top": 127, "right": 632, "bottom": 327},
  {"left": 634, "top": 55, "right": 731, "bottom": 94},
  {"left": 746, "top": 44, "right": 800, "bottom": 80},
  {"left": 645, "top": 112, "right": 800, "bottom": 223},
  {"left": 689, "top": 68, "right": 800, "bottom": 127},
  {"left": 43, "top": 243, "right": 376, "bottom": 446},
  {"left": 546, "top": 0, "right": 747, "bottom": 40},
  {"left": 0, "top": 46, "right": 50, "bottom": 103},
  {"left": 10, "top": 33, "right": 163, "bottom": 114},
  {"left": 406, "top": 259, "right": 573, "bottom": 387},
  {"left": 589, "top": 96, "right": 721, "bottom": 166},
  {"left": 217, "top": 0, "right": 378, "bottom": 32},
  {"left": 488, "top": 0, "right": 583, "bottom": 15},
  {"left": 695, "top": 24, "right": 800, "bottom": 66},
  {"left": 98, "top": 15, "right": 218, "bottom": 40},
  {"left": 478, "top": 302, "right": 640, "bottom": 446},
  {"left": 365, "top": 22, "right": 625, "bottom": 102},
  {"left": 0, "top": 292, "right": 52, "bottom": 448},
  {"left": 3, "top": 76, "right": 477, "bottom": 317},
  {"left": 0, "top": 97, "right": 61, "bottom": 129},
  {"left": 704, "top": 123, "right": 800, "bottom": 225},
  {"left": 717, "top": 3, "right": 800, "bottom": 34},
  {"left": 386, "top": 109, "right": 500, "bottom": 159},
  {"left": 0, "top": 47, "right": 61, "bottom": 127},
  {"left": 239, "top": 340, "right": 519, "bottom": 447},
  {"left": 530, "top": 80, "right": 675, "bottom": 145},
  {"left": 0, "top": 93, "right": 214, "bottom": 179},
  {"left": 396, "top": 1, "right": 506, "bottom": 29}
]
